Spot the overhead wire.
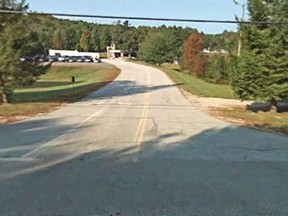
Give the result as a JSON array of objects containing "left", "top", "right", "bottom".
[{"left": 0, "top": 9, "right": 288, "bottom": 25}]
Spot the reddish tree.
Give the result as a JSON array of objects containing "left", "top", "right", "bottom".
[
  {"left": 193, "top": 55, "right": 207, "bottom": 77},
  {"left": 183, "top": 33, "right": 206, "bottom": 77}
]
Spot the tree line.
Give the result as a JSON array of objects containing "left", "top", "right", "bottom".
[{"left": 30, "top": 16, "right": 199, "bottom": 57}]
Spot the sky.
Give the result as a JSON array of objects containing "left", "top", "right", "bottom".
[{"left": 26, "top": 0, "right": 248, "bottom": 34}]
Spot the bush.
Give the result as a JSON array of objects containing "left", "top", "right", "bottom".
[{"left": 204, "top": 54, "right": 231, "bottom": 84}]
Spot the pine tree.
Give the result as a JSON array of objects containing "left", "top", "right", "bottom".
[
  {"left": 0, "top": 1, "right": 49, "bottom": 104},
  {"left": 232, "top": 0, "right": 288, "bottom": 105},
  {"left": 266, "top": 0, "right": 288, "bottom": 101}
]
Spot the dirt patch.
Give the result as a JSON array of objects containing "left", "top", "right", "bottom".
[
  {"left": 181, "top": 89, "right": 250, "bottom": 112},
  {"left": 0, "top": 115, "right": 31, "bottom": 124}
]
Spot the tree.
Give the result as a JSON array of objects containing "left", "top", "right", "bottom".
[
  {"left": 267, "top": 0, "right": 288, "bottom": 102},
  {"left": 205, "top": 54, "right": 231, "bottom": 84},
  {"left": 98, "top": 26, "right": 112, "bottom": 52},
  {"left": 202, "top": 31, "right": 238, "bottom": 54},
  {"left": 139, "top": 32, "right": 173, "bottom": 66},
  {"left": 161, "top": 26, "right": 183, "bottom": 62},
  {"left": 232, "top": 0, "right": 288, "bottom": 104},
  {"left": 121, "top": 28, "right": 139, "bottom": 58},
  {"left": 51, "top": 28, "right": 65, "bottom": 50},
  {"left": 0, "top": 0, "right": 27, "bottom": 28},
  {"left": 0, "top": 1, "right": 49, "bottom": 104},
  {"left": 182, "top": 33, "right": 206, "bottom": 76},
  {"left": 79, "top": 29, "right": 91, "bottom": 52},
  {"left": 65, "top": 26, "right": 78, "bottom": 50},
  {"left": 111, "top": 21, "right": 124, "bottom": 50},
  {"left": 36, "top": 17, "right": 55, "bottom": 54},
  {"left": 90, "top": 25, "right": 101, "bottom": 51}
]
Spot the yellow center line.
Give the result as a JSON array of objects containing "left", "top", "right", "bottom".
[
  {"left": 133, "top": 73, "right": 151, "bottom": 160},
  {"left": 133, "top": 93, "right": 150, "bottom": 143}
]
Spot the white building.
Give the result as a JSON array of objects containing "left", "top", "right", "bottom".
[
  {"left": 106, "top": 44, "right": 122, "bottom": 59},
  {"left": 49, "top": 49, "right": 100, "bottom": 60},
  {"left": 203, "top": 48, "right": 211, "bottom": 53}
]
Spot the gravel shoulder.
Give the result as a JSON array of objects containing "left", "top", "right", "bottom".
[{"left": 181, "top": 89, "right": 250, "bottom": 111}]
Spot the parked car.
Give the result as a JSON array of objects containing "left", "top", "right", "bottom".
[
  {"left": 68, "top": 56, "right": 78, "bottom": 62},
  {"left": 58, "top": 56, "right": 66, "bottom": 62},
  {"left": 37, "top": 55, "right": 47, "bottom": 62},
  {"left": 83, "top": 56, "right": 93, "bottom": 63},
  {"left": 58, "top": 56, "right": 69, "bottom": 62},
  {"left": 32, "top": 55, "right": 48, "bottom": 62},
  {"left": 47, "top": 55, "right": 58, "bottom": 62},
  {"left": 77, "top": 56, "right": 84, "bottom": 62},
  {"left": 95, "top": 58, "right": 102, "bottom": 63},
  {"left": 20, "top": 56, "right": 34, "bottom": 62}
]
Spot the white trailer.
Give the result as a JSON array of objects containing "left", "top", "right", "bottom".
[{"left": 49, "top": 49, "right": 100, "bottom": 61}]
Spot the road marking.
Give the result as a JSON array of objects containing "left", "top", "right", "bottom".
[
  {"left": 21, "top": 99, "right": 115, "bottom": 158},
  {"left": 133, "top": 93, "right": 150, "bottom": 144},
  {"left": 133, "top": 73, "right": 151, "bottom": 162},
  {"left": 0, "top": 157, "right": 35, "bottom": 162}
]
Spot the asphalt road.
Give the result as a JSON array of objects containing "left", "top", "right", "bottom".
[{"left": 0, "top": 60, "right": 288, "bottom": 216}]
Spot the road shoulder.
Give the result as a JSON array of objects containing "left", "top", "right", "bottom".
[{"left": 182, "top": 89, "right": 288, "bottom": 136}]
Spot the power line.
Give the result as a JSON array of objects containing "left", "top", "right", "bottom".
[{"left": 0, "top": 9, "right": 288, "bottom": 25}]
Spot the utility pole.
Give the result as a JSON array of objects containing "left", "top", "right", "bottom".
[{"left": 233, "top": 0, "right": 246, "bottom": 57}]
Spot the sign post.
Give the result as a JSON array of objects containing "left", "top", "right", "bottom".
[{"left": 71, "top": 76, "right": 75, "bottom": 92}]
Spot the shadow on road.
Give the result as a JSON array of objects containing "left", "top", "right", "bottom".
[
  {"left": 11, "top": 80, "right": 183, "bottom": 104},
  {"left": 0, "top": 117, "right": 89, "bottom": 158},
  {"left": 0, "top": 124, "right": 288, "bottom": 215},
  {"left": 82, "top": 80, "right": 184, "bottom": 101},
  {"left": 12, "top": 81, "right": 112, "bottom": 103}
]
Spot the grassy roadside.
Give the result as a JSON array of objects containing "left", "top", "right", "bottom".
[
  {"left": 129, "top": 60, "right": 235, "bottom": 99},
  {"left": 130, "top": 60, "right": 287, "bottom": 135},
  {"left": 0, "top": 63, "right": 120, "bottom": 124},
  {"left": 159, "top": 64, "right": 235, "bottom": 99},
  {"left": 210, "top": 107, "right": 288, "bottom": 135}
]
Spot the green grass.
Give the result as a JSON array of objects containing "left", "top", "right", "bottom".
[
  {"left": 0, "top": 64, "right": 120, "bottom": 123},
  {"left": 14, "top": 65, "right": 119, "bottom": 102},
  {"left": 159, "top": 64, "right": 235, "bottom": 99},
  {"left": 130, "top": 60, "right": 235, "bottom": 99}
]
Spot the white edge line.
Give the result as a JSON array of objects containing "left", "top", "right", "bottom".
[{"left": 21, "top": 99, "right": 115, "bottom": 158}]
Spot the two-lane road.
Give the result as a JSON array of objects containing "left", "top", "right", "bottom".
[{"left": 0, "top": 60, "right": 287, "bottom": 215}]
